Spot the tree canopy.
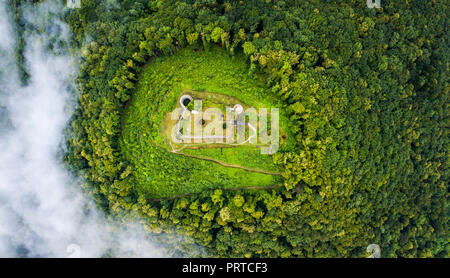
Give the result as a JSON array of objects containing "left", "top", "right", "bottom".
[{"left": 56, "top": 0, "right": 450, "bottom": 257}]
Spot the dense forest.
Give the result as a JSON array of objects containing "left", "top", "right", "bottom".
[{"left": 11, "top": 0, "right": 448, "bottom": 257}]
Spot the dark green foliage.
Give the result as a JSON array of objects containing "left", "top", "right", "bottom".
[{"left": 65, "top": 0, "right": 449, "bottom": 257}]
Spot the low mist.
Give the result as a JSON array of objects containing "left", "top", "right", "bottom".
[{"left": 0, "top": 0, "right": 172, "bottom": 258}]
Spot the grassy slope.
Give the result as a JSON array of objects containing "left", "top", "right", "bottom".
[{"left": 121, "top": 46, "right": 292, "bottom": 198}]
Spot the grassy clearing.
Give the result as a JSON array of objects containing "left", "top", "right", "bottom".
[
  {"left": 121, "top": 46, "right": 292, "bottom": 198},
  {"left": 181, "top": 147, "right": 280, "bottom": 172}
]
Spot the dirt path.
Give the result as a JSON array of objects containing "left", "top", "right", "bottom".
[
  {"left": 138, "top": 135, "right": 284, "bottom": 203},
  {"left": 174, "top": 151, "right": 282, "bottom": 176},
  {"left": 142, "top": 134, "right": 282, "bottom": 176}
]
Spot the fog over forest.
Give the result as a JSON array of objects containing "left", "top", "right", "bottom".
[
  {"left": 0, "top": 0, "right": 169, "bottom": 258},
  {"left": 0, "top": 0, "right": 447, "bottom": 259}
]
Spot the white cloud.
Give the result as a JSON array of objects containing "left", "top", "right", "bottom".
[{"left": 0, "top": 0, "right": 178, "bottom": 258}]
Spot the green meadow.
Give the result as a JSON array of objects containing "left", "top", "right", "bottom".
[{"left": 121, "top": 46, "right": 293, "bottom": 198}]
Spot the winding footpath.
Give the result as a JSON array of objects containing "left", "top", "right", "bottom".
[
  {"left": 173, "top": 151, "right": 282, "bottom": 176},
  {"left": 143, "top": 135, "right": 282, "bottom": 176}
]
